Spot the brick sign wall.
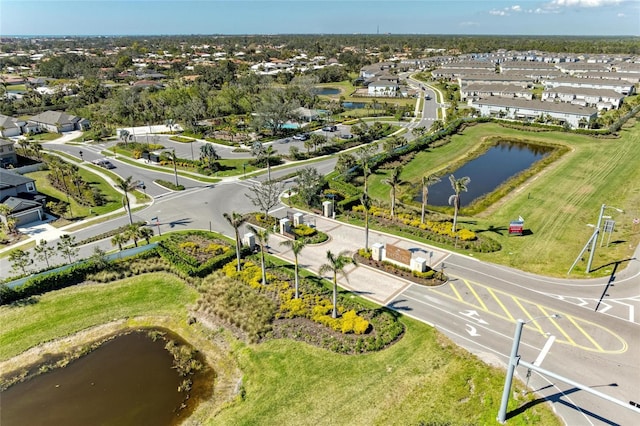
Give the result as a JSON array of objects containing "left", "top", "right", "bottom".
[{"left": 385, "top": 243, "right": 411, "bottom": 265}]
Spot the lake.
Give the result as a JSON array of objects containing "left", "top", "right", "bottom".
[{"left": 415, "top": 140, "right": 552, "bottom": 207}]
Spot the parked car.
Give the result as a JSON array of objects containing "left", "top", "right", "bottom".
[
  {"left": 322, "top": 125, "right": 338, "bottom": 132},
  {"left": 92, "top": 159, "right": 116, "bottom": 169},
  {"left": 293, "top": 133, "right": 309, "bottom": 141},
  {"left": 340, "top": 134, "right": 354, "bottom": 139}
]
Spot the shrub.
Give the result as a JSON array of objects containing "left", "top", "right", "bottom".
[{"left": 292, "top": 224, "right": 316, "bottom": 238}]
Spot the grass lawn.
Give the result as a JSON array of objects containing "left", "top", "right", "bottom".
[
  {"left": 216, "top": 321, "right": 558, "bottom": 426},
  {"left": 28, "top": 132, "right": 62, "bottom": 141},
  {"left": 365, "top": 121, "right": 640, "bottom": 277},
  {"left": 26, "top": 168, "right": 124, "bottom": 218},
  {"left": 0, "top": 273, "right": 197, "bottom": 360},
  {"left": 0, "top": 273, "right": 559, "bottom": 425}
]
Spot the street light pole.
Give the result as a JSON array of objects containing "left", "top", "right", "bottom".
[{"left": 497, "top": 315, "right": 559, "bottom": 423}]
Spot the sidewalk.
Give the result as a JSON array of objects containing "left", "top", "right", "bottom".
[{"left": 268, "top": 212, "right": 450, "bottom": 305}]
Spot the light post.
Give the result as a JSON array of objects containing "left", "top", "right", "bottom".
[
  {"left": 586, "top": 204, "right": 623, "bottom": 273},
  {"left": 243, "top": 162, "right": 247, "bottom": 178},
  {"left": 497, "top": 314, "right": 560, "bottom": 424}
]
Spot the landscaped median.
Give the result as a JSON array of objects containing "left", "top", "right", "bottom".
[{"left": 0, "top": 230, "right": 561, "bottom": 425}]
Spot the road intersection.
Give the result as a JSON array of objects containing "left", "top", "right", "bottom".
[{"left": 3, "top": 99, "right": 639, "bottom": 424}]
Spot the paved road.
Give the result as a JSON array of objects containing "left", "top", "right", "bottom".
[{"left": 4, "top": 128, "right": 640, "bottom": 425}]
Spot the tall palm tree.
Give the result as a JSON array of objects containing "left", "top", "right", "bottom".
[
  {"left": 223, "top": 211, "right": 246, "bottom": 272},
  {"left": 116, "top": 176, "right": 136, "bottom": 225},
  {"left": 448, "top": 174, "right": 471, "bottom": 233},
  {"left": 264, "top": 145, "right": 276, "bottom": 181},
  {"left": 421, "top": 174, "right": 441, "bottom": 224},
  {"left": 247, "top": 224, "right": 270, "bottom": 285},
  {"left": 383, "top": 166, "right": 403, "bottom": 218},
  {"left": 279, "top": 238, "right": 307, "bottom": 299},
  {"left": 319, "top": 250, "right": 358, "bottom": 319},
  {"left": 361, "top": 191, "right": 371, "bottom": 251}
]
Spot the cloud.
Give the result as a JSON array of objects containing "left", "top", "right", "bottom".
[
  {"left": 459, "top": 21, "right": 480, "bottom": 27},
  {"left": 489, "top": 5, "right": 523, "bottom": 16},
  {"left": 546, "top": 0, "right": 622, "bottom": 8},
  {"left": 617, "top": 12, "right": 626, "bottom": 16}
]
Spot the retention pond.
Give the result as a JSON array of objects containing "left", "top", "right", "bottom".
[
  {"left": 1, "top": 329, "right": 209, "bottom": 426},
  {"left": 416, "top": 140, "right": 552, "bottom": 207}
]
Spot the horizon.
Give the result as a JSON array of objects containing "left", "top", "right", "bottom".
[{"left": 2, "top": 1, "right": 638, "bottom": 38}]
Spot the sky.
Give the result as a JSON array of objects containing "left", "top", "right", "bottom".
[{"left": 1, "top": 0, "right": 638, "bottom": 37}]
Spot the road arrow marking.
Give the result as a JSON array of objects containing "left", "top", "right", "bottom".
[
  {"left": 465, "top": 324, "right": 480, "bottom": 337},
  {"left": 460, "top": 310, "right": 489, "bottom": 325}
]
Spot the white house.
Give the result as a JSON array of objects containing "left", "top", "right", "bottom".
[
  {"left": 0, "top": 114, "right": 22, "bottom": 137},
  {"left": 461, "top": 84, "right": 533, "bottom": 102},
  {"left": 27, "top": 111, "right": 90, "bottom": 133},
  {"left": 472, "top": 98, "right": 597, "bottom": 129},
  {"left": 367, "top": 80, "right": 399, "bottom": 97},
  {"left": 543, "top": 77, "right": 635, "bottom": 95},
  {"left": 542, "top": 86, "right": 624, "bottom": 110}
]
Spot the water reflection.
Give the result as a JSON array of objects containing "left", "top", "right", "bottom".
[
  {"left": 416, "top": 141, "right": 552, "bottom": 207},
  {"left": 1, "top": 330, "right": 209, "bottom": 426}
]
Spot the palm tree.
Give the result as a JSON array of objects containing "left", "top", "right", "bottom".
[
  {"left": 111, "top": 233, "right": 127, "bottom": 251},
  {"left": 448, "top": 174, "right": 471, "bottom": 233},
  {"left": 361, "top": 191, "right": 371, "bottom": 251},
  {"left": 279, "top": 238, "right": 307, "bottom": 299},
  {"left": 247, "top": 224, "right": 270, "bottom": 285},
  {"left": 383, "top": 166, "right": 403, "bottom": 218},
  {"left": 319, "top": 250, "right": 357, "bottom": 319},
  {"left": 126, "top": 224, "right": 143, "bottom": 247},
  {"left": 264, "top": 145, "right": 276, "bottom": 181},
  {"left": 116, "top": 176, "right": 136, "bottom": 225},
  {"left": 139, "top": 226, "right": 154, "bottom": 244},
  {"left": 421, "top": 174, "right": 441, "bottom": 224},
  {"left": 223, "top": 211, "right": 246, "bottom": 272}
]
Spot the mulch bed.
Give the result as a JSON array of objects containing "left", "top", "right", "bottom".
[{"left": 354, "top": 254, "right": 446, "bottom": 287}]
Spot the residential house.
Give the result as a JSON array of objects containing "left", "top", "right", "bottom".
[
  {"left": 0, "top": 115, "right": 22, "bottom": 138},
  {"left": 0, "top": 139, "right": 18, "bottom": 167},
  {"left": 0, "top": 169, "right": 46, "bottom": 226},
  {"left": 461, "top": 84, "right": 533, "bottom": 102},
  {"left": 472, "top": 97, "right": 597, "bottom": 129},
  {"left": 542, "top": 86, "right": 624, "bottom": 110},
  {"left": 27, "top": 110, "right": 91, "bottom": 133},
  {"left": 543, "top": 77, "right": 635, "bottom": 95}
]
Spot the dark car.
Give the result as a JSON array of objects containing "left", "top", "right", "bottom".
[
  {"left": 322, "top": 125, "right": 338, "bottom": 132},
  {"left": 93, "top": 159, "right": 116, "bottom": 169}
]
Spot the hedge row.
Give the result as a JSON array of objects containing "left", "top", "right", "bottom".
[{"left": 156, "top": 240, "right": 240, "bottom": 278}]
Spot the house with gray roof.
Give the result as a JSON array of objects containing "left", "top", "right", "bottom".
[
  {"left": 461, "top": 84, "right": 532, "bottom": 102},
  {"left": 471, "top": 98, "right": 597, "bottom": 129},
  {"left": 543, "top": 77, "right": 635, "bottom": 95},
  {"left": 0, "top": 139, "right": 18, "bottom": 167},
  {"left": 0, "top": 169, "right": 46, "bottom": 226},
  {"left": 0, "top": 114, "right": 22, "bottom": 138},
  {"left": 27, "top": 111, "right": 90, "bottom": 133},
  {"left": 542, "top": 86, "right": 624, "bottom": 110}
]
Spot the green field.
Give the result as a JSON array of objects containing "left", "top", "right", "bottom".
[
  {"left": 366, "top": 121, "right": 640, "bottom": 277},
  {"left": 0, "top": 274, "right": 560, "bottom": 425}
]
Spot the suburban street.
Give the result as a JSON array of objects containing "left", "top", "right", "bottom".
[{"left": 3, "top": 117, "right": 640, "bottom": 425}]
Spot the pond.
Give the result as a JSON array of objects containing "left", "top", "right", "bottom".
[
  {"left": 316, "top": 87, "right": 340, "bottom": 95},
  {"left": 415, "top": 140, "right": 552, "bottom": 207},
  {"left": 342, "top": 102, "right": 367, "bottom": 109},
  {"left": 0, "top": 330, "right": 210, "bottom": 426}
]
